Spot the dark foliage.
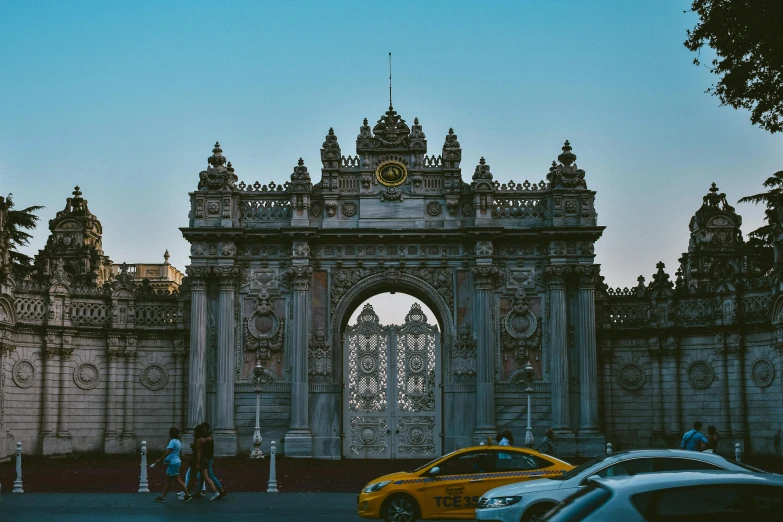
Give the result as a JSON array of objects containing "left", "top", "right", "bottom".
[
  {"left": 685, "top": 0, "right": 783, "bottom": 133},
  {"left": 2, "top": 194, "right": 44, "bottom": 279}
]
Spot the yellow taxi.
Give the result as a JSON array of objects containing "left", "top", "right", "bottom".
[{"left": 357, "top": 445, "right": 573, "bottom": 521}]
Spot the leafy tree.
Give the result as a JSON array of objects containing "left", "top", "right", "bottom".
[
  {"left": 737, "top": 171, "right": 783, "bottom": 271},
  {"left": 1, "top": 194, "right": 44, "bottom": 280},
  {"left": 684, "top": 0, "right": 783, "bottom": 133}
]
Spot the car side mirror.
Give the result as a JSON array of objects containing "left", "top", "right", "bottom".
[{"left": 429, "top": 466, "right": 441, "bottom": 476}]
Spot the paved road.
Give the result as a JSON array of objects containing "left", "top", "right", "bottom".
[{"left": 0, "top": 493, "right": 457, "bottom": 522}]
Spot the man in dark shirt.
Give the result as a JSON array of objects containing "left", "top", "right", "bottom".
[{"left": 200, "top": 423, "right": 228, "bottom": 500}]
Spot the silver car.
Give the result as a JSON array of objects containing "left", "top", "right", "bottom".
[
  {"left": 475, "top": 449, "right": 764, "bottom": 522},
  {"left": 541, "top": 470, "right": 783, "bottom": 521}
]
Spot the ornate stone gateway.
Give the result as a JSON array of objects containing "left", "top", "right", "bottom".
[
  {"left": 179, "top": 102, "right": 605, "bottom": 458},
  {"left": 344, "top": 303, "right": 441, "bottom": 459}
]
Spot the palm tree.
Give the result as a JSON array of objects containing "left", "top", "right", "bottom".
[
  {"left": 738, "top": 171, "right": 783, "bottom": 271},
  {"left": 1, "top": 194, "right": 44, "bottom": 280}
]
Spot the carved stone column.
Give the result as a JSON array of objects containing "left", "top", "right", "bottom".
[
  {"left": 471, "top": 265, "right": 500, "bottom": 443},
  {"left": 285, "top": 265, "right": 313, "bottom": 456},
  {"left": 104, "top": 335, "right": 123, "bottom": 452},
  {"left": 187, "top": 266, "right": 211, "bottom": 430},
  {"left": 57, "top": 335, "right": 75, "bottom": 437},
  {"left": 214, "top": 266, "right": 238, "bottom": 455},
  {"left": 546, "top": 266, "right": 571, "bottom": 433},
  {"left": 599, "top": 338, "right": 614, "bottom": 440},
  {"left": 648, "top": 337, "right": 666, "bottom": 447},
  {"left": 40, "top": 336, "right": 59, "bottom": 436},
  {"left": 123, "top": 336, "right": 137, "bottom": 437},
  {"left": 661, "top": 336, "right": 681, "bottom": 439},
  {"left": 575, "top": 266, "right": 600, "bottom": 432},
  {"left": 172, "top": 338, "right": 185, "bottom": 427},
  {"left": 725, "top": 333, "right": 747, "bottom": 444}
]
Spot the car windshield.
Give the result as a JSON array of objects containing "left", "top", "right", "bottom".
[
  {"left": 410, "top": 449, "right": 460, "bottom": 473},
  {"left": 731, "top": 460, "right": 769, "bottom": 474},
  {"left": 548, "top": 455, "right": 616, "bottom": 481}
]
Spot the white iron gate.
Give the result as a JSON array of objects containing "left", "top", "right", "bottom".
[{"left": 343, "top": 303, "right": 441, "bottom": 459}]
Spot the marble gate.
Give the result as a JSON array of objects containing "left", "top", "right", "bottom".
[{"left": 182, "top": 103, "right": 605, "bottom": 458}]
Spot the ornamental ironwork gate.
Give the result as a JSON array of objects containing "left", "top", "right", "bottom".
[{"left": 343, "top": 303, "right": 441, "bottom": 459}]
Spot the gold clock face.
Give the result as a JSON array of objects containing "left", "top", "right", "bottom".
[{"left": 375, "top": 161, "right": 408, "bottom": 187}]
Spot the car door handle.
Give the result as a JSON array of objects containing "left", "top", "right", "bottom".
[{"left": 469, "top": 478, "right": 483, "bottom": 483}]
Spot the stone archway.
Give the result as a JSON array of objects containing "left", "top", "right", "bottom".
[{"left": 330, "top": 273, "right": 454, "bottom": 459}]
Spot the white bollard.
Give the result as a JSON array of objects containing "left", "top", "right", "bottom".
[
  {"left": 606, "top": 442, "right": 613, "bottom": 455},
  {"left": 266, "top": 440, "right": 278, "bottom": 493},
  {"left": 735, "top": 442, "right": 742, "bottom": 462},
  {"left": 138, "top": 440, "right": 150, "bottom": 493},
  {"left": 12, "top": 441, "right": 24, "bottom": 493}
]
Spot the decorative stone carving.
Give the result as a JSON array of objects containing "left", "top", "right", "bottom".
[
  {"left": 140, "top": 363, "right": 169, "bottom": 391},
  {"left": 501, "top": 288, "right": 540, "bottom": 363},
  {"left": 74, "top": 362, "right": 101, "bottom": 390},
  {"left": 308, "top": 325, "right": 332, "bottom": 382},
  {"left": 198, "top": 142, "right": 238, "bottom": 191},
  {"left": 687, "top": 360, "right": 714, "bottom": 389},
  {"left": 244, "top": 288, "right": 284, "bottom": 362},
  {"left": 292, "top": 241, "right": 310, "bottom": 259},
  {"left": 475, "top": 241, "right": 493, "bottom": 257},
  {"left": 219, "top": 243, "right": 236, "bottom": 257},
  {"left": 12, "top": 359, "right": 36, "bottom": 388},
  {"left": 452, "top": 325, "right": 477, "bottom": 379},
  {"left": 324, "top": 200, "right": 338, "bottom": 217},
  {"left": 311, "top": 202, "right": 322, "bottom": 217},
  {"left": 426, "top": 201, "right": 442, "bottom": 216},
  {"left": 342, "top": 203, "right": 357, "bottom": 217},
  {"left": 471, "top": 265, "right": 503, "bottom": 290},
  {"left": 287, "top": 266, "right": 313, "bottom": 291},
  {"left": 617, "top": 363, "right": 646, "bottom": 391},
  {"left": 751, "top": 358, "right": 774, "bottom": 388}
]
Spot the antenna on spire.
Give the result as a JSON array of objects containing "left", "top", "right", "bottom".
[{"left": 388, "top": 52, "right": 393, "bottom": 109}]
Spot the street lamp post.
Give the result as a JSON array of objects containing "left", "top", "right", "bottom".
[
  {"left": 523, "top": 360, "right": 535, "bottom": 448},
  {"left": 250, "top": 360, "right": 264, "bottom": 460}
]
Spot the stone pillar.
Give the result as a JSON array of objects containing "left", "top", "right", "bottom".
[
  {"left": 57, "top": 343, "right": 74, "bottom": 437},
  {"left": 40, "top": 340, "right": 58, "bottom": 436},
  {"left": 575, "top": 266, "right": 600, "bottom": 432},
  {"left": 123, "top": 337, "right": 137, "bottom": 437},
  {"left": 545, "top": 266, "right": 571, "bottom": 433},
  {"left": 725, "top": 333, "right": 747, "bottom": 444},
  {"left": 471, "top": 265, "right": 500, "bottom": 443},
  {"left": 104, "top": 336, "right": 123, "bottom": 452},
  {"left": 187, "top": 266, "right": 210, "bottom": 430},
  {"left": 214, "top": 266, "right": 238, "bottom": 455},
  {"left": 648, "top": 338, "right": 666, "bottom": 447},
  {"left": 662, "top": 337, "right": 681, "bottom": 439},
  {"left": 285, "top": 265, "right": 313, "bottom": 456},
  {"left": 172, "top": 339, "right": 184, "bottom": 428},
  {"left": 599, "top": 339, "right": 614, "bottom": 439}
]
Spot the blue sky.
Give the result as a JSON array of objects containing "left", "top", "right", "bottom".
[{"left": 1, "top": 1, "right": 780, "bottom": 320}]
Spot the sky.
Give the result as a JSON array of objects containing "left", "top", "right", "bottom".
[{"left": 1, "top": 1, "right": 781, "bottom": 323}]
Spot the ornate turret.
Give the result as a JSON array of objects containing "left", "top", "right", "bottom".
[
  {"left": 197, "top": 141, "right": 238, "bottom": 191},
  {"left": 547, "top": 140, "right": 587, "bottom": 189},
  {"left": 356, "top": 105, "right": 422, "bottom": 154},
  {"left": 33, "top": 186, "right": 113, "bottom": 286},
  {"left": 320, "top": 128, "right": 341, "bottom": 168}
]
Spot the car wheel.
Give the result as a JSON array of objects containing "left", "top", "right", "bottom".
[
  {"left": 382, "top": 494, "right": 419, "bottom": 522},
  {"left": 521, "top": 503, "right": 556, "bottom": 522}
]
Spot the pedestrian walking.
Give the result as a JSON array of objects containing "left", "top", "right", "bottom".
[
  {"left": 538, "top": 428, "right": 555, "bottom": 455},
  {"left": 681, "top": 421, "right": 708, "bottom": 451},
  {"left": 498, "top": 429, "right": 514, "bottom": 446},
  {"left": 185, "top": 425, "right": 219, "bottom": 499},
  {"left": 703, "top": 425, "right": 719, "bottom": 453},
  {"left": 199, "top": 423, "right": 228, "bottom": 500},
  {"left": 153, "top": 427, "right": 191, "bottom": 503}
]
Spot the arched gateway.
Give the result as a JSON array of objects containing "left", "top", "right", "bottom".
[{"left": 181, "top": 104, "right": 605, "bottom": 458}]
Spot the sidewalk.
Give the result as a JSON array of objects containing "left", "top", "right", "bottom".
[{"left": 0, "top": 455, "right": 429, "bottom": 493}]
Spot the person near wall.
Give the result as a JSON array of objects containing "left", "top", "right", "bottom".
[
  {"left": 185, "top": 425, "right": 220, "bottom": 499},
  {"left": 199, "top": 423, "right": 228, "bottom": 500},
  {"left": 537, "top": 428, "right": 555, "bottom": 455},
  {"left": 498, "top": 429, "right": 514, "bottom": 446},
  {"left": 681, "top": 421, "right": 709, "bottom": 451},
  {"left": 703, "top": 426, "right": 719, "bottom": 454},
  {"left": 153, "top": 427, "right": 192, "bottom": 503}
]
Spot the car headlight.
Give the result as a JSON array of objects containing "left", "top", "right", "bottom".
[
  {"left": 483, "top": 496, "right": 522, "bottom": 508},
  {"left": 363, "top": 480, "right": 392, "bottom": 493}
]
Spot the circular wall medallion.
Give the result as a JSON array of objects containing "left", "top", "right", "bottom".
[
  {"left": 751, "top": 359, "right": 775, "bottom": 388},
  {"left": 617, "top": 363, "right": 646, "bottom": 391},
  {"left": 687, "top": 361, "right": 714, "bottom": 389},
  {"left": 74, "top": 362, "right": 101, "bottom": 390},
  {"left": 140, "top": 363, "right": 169, "bottom": 391},
  {"left": 12, "top": 359, "right": 36, "bottom": 389},
  {"left": 360, "top": 426, "right": 377, "bottom": 445},
  {"left": 426, "top": 201, "right": 442, "bottom": 216},
  {"left": 375, "top": 160, "right": 408, "bottom": 187},
  {"left": 503, "top": 311, "right": 537, "bottom": 340},
  {"left": 248, "top": 311, "right": 280, "bottom": 340},
  {"left": 342, "top": 202, "right": 357, "bottom": 217}
]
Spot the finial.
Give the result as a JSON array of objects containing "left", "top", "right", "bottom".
[
  {"left": 414, "top": 117, "right": 419, "bottom": 125},
  {"left": 213, "top": 141, "right": 222, "bottom": 154},
  {"left": 656, "top": 261, "right": 665, "bottom": 270},
  {"left": 709, "top": 182, "right": 719, "bottom": 194},
  {"left": 448, "top": 128, "right": 454, "bottom": 134},
  {"left": 164, "top": 250, "right": 170, "bottom": 264},
  {"left": 328, "top": 127, "right": 335, "bottom": 136},
  {"left": 72, "top": 186, "right": 83, "bottom": 198},
  {"left": 363, "top": 118, "right": 368, "bottom": 125},
  {"left": 226, "top": 161, "right": 234, "bottom": 173},
  {"left": 298, "top": 158, "right": 305, "bottom": 166},
  {"left": 557, "top": 140, "right": 576, "bottom": 166},
  {"left": 479, "top": 157, "right": 486, "bottom": 165},
  {"left": 550, "top": 161, "right": 558, "bottom": 171},
  {"left": 637, "top": 275, "right": 645, "bottom": 284}
]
